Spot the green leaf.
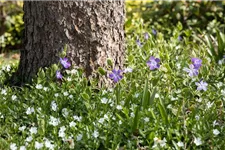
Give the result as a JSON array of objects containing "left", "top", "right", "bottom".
[
  {"left": 128, "top": 55, "right": 134, "bottom": 63},
  {"left": 177, "top": 22, "right": 183, "bottom": 31},
  {"left": 132, "top": 107, "right": 140, "bottom": 132},
  {"left": 158, "top": 99, "right": 168, "bottom": 125},
  {"left": 149, "top": 88, "right": 157, "bottom": 105},
  {"left": 38, "top": 69, "right": 45, "bottom": 79},
  {"left": 98, "top": 67, "right": 106, "bottom": 76},
  {"left": 81, "top": 92, "right": 90, "bottom": 100},
  {"left": 216, "top": 30, "right": 225, "bottom": 58},
  {"left": 142, "top": 79, "right": 150, "bottom": 109},
  {"left": 107, "top": 58, "right": 113, "bottom": 67}
]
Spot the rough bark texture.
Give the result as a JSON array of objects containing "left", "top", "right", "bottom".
[{"left": 11, "top": 1, "right": 125, "bottom": 85}]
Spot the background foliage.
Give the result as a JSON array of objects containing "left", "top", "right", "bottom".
[
  {"left": 0, "top": 1, "right": 23, "bottom": 52},
  {"left": 1, "top": 1, "right": 225, "bottom": 52},
  {"left": 126, "top": 0, "right": 225, "bottom": 36}
]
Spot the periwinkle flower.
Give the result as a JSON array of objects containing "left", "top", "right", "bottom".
[
  {"left": 136, "top": 39, "right": 143, "bottom": 47},
  {"left": 144, "top": 32, "right": 149, "bottom": 40},
  {"left": 191, "top": 58, "right": 202, "bottom": 69},
  {"left": 183, "top": 64, "right": 199, "bottom": 77},
  {"left": 56, "top": 71, "right": 63, "bottom": 80},
  {"left": 60, "top": 57, "right": 71, "bottom": 69},
  {"left": 195, "top": 80, "right": 208, "bottom": 91},
  {"left": 109, "top": 69, "right": 123, "bottom": 83},
  {"left": 178, "top": 35, "right": 182, "bottom": 41},
  {"left": 152, "top": 29, "right": 157, "bottom": 36},
  {"left": 146, "top": 56, "right": 160, "bottom": 70}
]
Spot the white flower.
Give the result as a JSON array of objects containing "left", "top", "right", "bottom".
[
  {"left": 218, "top": 59, "right": 223, "bottom": 65},
  {"left": 58, "top": 126, "right": 66, "bottom": 138},
  {"left": 176, "top": 63, "right": 181, "bottom": 69},
  {"left": 19, "top": 126, "right": 26, "bottom": 131},
  {"left": 12, "top": 95, "right": 17, "bottom": 101},
  {"left": 25, "top": 136, "right": 33, "bottom": 142},
  {"left": 35, "top": 84, "right": 43, "bottom": 89},
  {"left": 221, "top": 90, "right": 225, "bottom": 96},
  {"left": 63, "top": 91, "right": 69, "bottom": 96},
  {"left": 123, "top": 67, "right": 133, "bottom": 73},
  {"left": 177, "top": 141, "right": 184, "bottom": 147},
  {"left": 35, "top": 141, "right": 43, "bottom": 149},
  {"left": 51, "top": 101, "right": 57, "bottom": 111},
  {"left": 19, "top": 146, "right": 26, "bottom": 150},
  {"left": 152, "top": 137, "right": 167, "bottom": 148},
  {"left": 69, "top": 95, "right": 73, "bottom": 99},
  {"left": 194, "top": 137, "right": 202, "bottom": 146},
  {"left": 206, "top": 101, "right": 214, "bottom": 109},
  {"left": 98, "top": 118, "right": 104, "bottom": 124},
  {"left": 92, "top": 130, "right": 99, "bottom": 138},
  {"left": 71, "top": 69, "right": 77, "bottom": 74},
  {"left": 144, "top": 117, "right": 149, "bottom": 123},
  {"left": 73, "top": 115, "right": 82, "bottom": 122},
  {"left": 116, "top": 105, "right": 122, "bottom": 110},
  {"left": 155, "top": 93, "right": 159, "bottom": 98},
  {"left": 10, "top": 143, "right": 17, "bottom": 150},
  {"left": 62, "top": 108, "right": 69, "bottom": 118},
  {"left": 104, "top": 114, "right": 109, "bottom": 120},
  {"left": 213, "top": 129, "right": 220, "bottom": 136},
  {"left": 119, "top": 120, "right": 122, "bottom": 125},
  {"left": 76, "top": 134, "right": 82, "bottom": 141},
  {"left": 44, "top": 139, "right": 54, "bottom": 150},
  {"left": 26, "top": 107, "right": 34, "bottom": 115},
  {"left": 196, "top": 98, "right": 202, "bottom": 103},
  {"left": 213, "top": 120, "right": 219, "bottom": 127},
  {"left": 159, "top": 138, "right": 167, "bottom": 147},
  {"left": 54, "top": 93, "right": 59, "bottom": 97},
  {"left": 130, "top": 112, "right": 135, "bottom": 117},
  {"left": 49, "top": 116, "right": 60, "bottom": 126},
  {"left": 134, "top": 93, "right": 139, "bottom": 98},
  {"left": 29, "top": 127, "right": 37, "bottom": 134},
  {"left": 216, "top": 82, "right": 223, "bottom": 88},
  {"left": 69, "top": 121, "right": 76, "bottom": 127},
  {"left": 171, "top": 97, "right": 178, "bottom": 101},
  {"left": 101, "top": 98, "right": 108, "bottom": 104},
  {"left": 2, "top": 65, "right": 11, "bottom": 72},
  {"left": 67, "top": 77, "right": 72, "bottom": 81},
  {"left": 195, "top": 115, "right": 200, "bottom": 120},
  {"left": 43, "top": 87, "right": 49, "bottom": 91},
  {"left": 1, "top": 89, "right": 7, "bottom": 95}
]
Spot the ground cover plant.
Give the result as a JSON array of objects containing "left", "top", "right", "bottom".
[{"left": 0, "top": 1, "right": 225, "bottom": 150}]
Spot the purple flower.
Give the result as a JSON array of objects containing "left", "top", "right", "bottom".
[
  {"left": 146, "top": 56, "right": 160, "bottom": 70},
  {"left": 195, "top": 80, "right": 208, "bottom": 91},
  {"left": 178, "top": 35, "right": 182, "bottom": 41},
  {"left": 60, "top": 57, "right": 71, "bottom": 69},
  {"left": 152, "top": 29, "right": 157, "bottom": 35},
  {"left": 109, "top": 69, "right": 123, "bottom": 83},
  {"left": 144, "top": 32, "right": 149, "bottom": 40},
  {"left": 191, "top": 58, "right": 202, "bottom": 69},
  {"left": 223, "top": 55, "right": 225, "bottom": 58},
  {"left": 136, "top": 39, "right": 143, "bottom": 47},
  {"left": 56, "top": 71, "right": 63, "bottom": 80},
  {"left": 183, "top": 64, "right": 199, "bottom": 77}
]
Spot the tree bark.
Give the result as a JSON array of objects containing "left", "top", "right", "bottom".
[{"left": 10, "top": 1, "right": 125, "bottom": 86}]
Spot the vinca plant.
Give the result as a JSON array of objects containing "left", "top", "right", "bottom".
[{"left": 0, "top": 18, "right": 225, "bottom": 150}]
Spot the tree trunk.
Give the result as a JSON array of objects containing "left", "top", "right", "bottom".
[{"left": 10, "top": 1, "right": 125, "bottom": 86}]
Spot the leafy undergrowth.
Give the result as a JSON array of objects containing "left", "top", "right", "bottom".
[{"left": 0, "top": 23, "right": 225, "bottom": 150}]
